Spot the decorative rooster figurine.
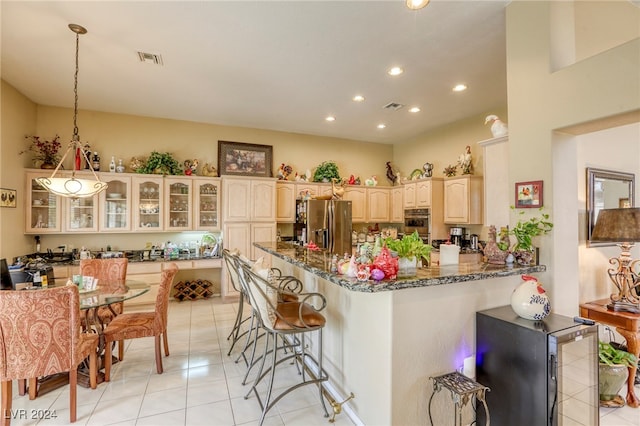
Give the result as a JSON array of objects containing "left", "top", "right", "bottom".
[{"left": 485, "top": 114, "right": 509, "bottom": 137}]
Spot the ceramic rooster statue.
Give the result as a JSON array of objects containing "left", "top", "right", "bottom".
[
  {"left": 386, "top": 161, "right": 399, "bottom": 185},
  {"left": 485, "top": 114, "right": 508, "bottom": 137}
]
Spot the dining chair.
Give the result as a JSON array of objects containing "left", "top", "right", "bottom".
[
  {"left": 238, "top": 261, "right": 329, "bottom": 425},
  {"left": 0, "top": 285, "right": 98, "bottom": 425},
  {"left": 103, "top": 263, "right": 178, "bottom": 381},
  {"left": 80, "top": 258, "right": 128, "bottom": 359}
]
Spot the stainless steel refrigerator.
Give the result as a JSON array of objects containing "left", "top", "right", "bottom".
[{"left": 305, "top": 199, "right": 352, "bottom": 255}]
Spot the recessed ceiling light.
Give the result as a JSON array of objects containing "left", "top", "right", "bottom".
[
  {"left": 453, "top": 84, "right": 468, "bottom": 92},
  {"left": 406, "top": 0, "right": 430, "bottom": 10},
  {"left": 325, "top": 116, "right": 336, "bottom": 122},
  {"left": 409, "top": 107, "right": 421, "bottom": 113},
  {"left": 353, "top": 95, "right": 365, "bottom": 102},
  {"left": 377, "top": 124, "right": 386, "bottom": 129},
  {"left": 388, "top": 67, "right": 404, "bottom": 76}
]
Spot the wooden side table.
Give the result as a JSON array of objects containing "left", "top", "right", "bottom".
[{"left": 580, "top": 299, "right": 640, "bottom": 408}]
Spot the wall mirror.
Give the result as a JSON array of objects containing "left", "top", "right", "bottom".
[{"left": 586, "top": 167, "right": 635, "bottom": 247}]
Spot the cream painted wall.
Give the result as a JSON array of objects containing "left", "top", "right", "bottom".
[
  {"left": 34, "top": 106, "right": 393, "bottom": 186},
  {"left": 506, "top": 1, "right": 640, "bottom": 316},
  {"left": 392, "top": 107, "right": 508, "bottom": 180},
  {"left": 0, "top": 81, "right": 37, "bottom": 259},
  {"left": 576, "top": 123, "right": 640, "bottom": 303}
]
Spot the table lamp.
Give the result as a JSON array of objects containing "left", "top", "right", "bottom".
[{"left": 591, "top": 208, "right": 640, "bottom": 313}]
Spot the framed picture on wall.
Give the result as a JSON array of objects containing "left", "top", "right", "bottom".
[
  {"left": 0, "top": 188, "right": 17, "bottom": 208},
  {"left": 515, "top": 180, "right": 543, "bottom": 208},
  {"left": 218, "top": 141, "right": 273, "bottom": 177}
]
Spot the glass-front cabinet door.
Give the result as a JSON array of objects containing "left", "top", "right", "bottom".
[
  {"left": 25, "top": 170, "right": 62, "bottom": 233},
  {"left": 63, "top": 171, "right": 98, "bottom": 232},
  {"left": 165, "top": 177, "right": 192, "bottom": 231},
  {"left": 133, "top": 176, "right": 164, "bottom": 232},
  {"left": 99, "top": 175, "right": 132, "bottom": 232},
  {"left": 194, "top": 178, "right": 220, "bottom": 231}
]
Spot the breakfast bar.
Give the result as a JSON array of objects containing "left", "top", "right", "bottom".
[{"left": 254, "top": 242, "right": 546, "bottom": 425}]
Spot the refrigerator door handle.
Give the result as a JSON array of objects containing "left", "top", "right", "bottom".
[{"left": 328, "top": 201, "right": 335, "bottom": 252}]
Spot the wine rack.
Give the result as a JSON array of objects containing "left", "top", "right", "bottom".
[{"left": 172, "top": 279, "right": 213, "bottom": 301}]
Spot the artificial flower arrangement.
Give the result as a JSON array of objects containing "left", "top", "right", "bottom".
[{"left": 20, "top": 135, "right": 62, "bottom": 166}]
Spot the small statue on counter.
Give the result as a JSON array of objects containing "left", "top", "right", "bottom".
[
  {"left": 183, "top": 159, "right": 199, "bottom": 175},
  {"left": 422, "top": 162, "right": 433, "bottom": 178},
  {"left": 200, "top": 163, "right": 218, "bottom": 177},
  {"left": 276, "top": 163, "right": 293, "bottom": 180},
  {"left": 484, "top": 225, "right": 509, "bottom": 265},
  {"left": 485, "top": 114, "right": 509, "bottom": 137},
  {"left": 457, "top": 145, "right": 473, "bottom": 175},
  {"left": 364, "top": 176, "right": 378, "bottom": 186}
]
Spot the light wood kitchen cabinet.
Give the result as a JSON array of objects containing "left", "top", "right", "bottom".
[
  {"left": 25, "top": 170, "right": 63, "bottom": 233},
  {"left": 390, "top": 187, "right": 404, "bottom": 222},
  {"left": 344, "top": 186, "right": 367, "bottom": 222},
  {"left": 403, "top": 178, "right": 443, "bottom": 209},
  {"left": 403, "top": 182, "right": 417, "bottom": 209},
  {"left": 132, "top": 175, "right": 164, "bottom": 232},
  {"left": 367, "top": 188, "right": 390, "bottom": 222},
  {"left": 124, "top": 261, "right": 162, "bottom": 310},
  {"left": 222, "top": 177, "right": 276, "bottom": 222},
  {"left": 164, "top": 177, "right": 193, "bottom": 231},
  {"left": 444, "top": 176, "right": 483, "bottom": 224},
  {"left": 276, "top": 181, "right": 296, "bottom": 222},
  {"left": 221, "top": 176, "right": 276, "bottom": 300},
  {"left": 99, "top": 175, "right": 132, "bottom": 232},
  {"left": 416, "top": 180, "right": 433, "bottom": 208},
  {"left": 193, "top": 178, "right": 221, "bottom": 231}
]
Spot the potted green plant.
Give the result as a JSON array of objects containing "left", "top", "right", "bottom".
[
  {"left": 510, "top": 207, "right": 553, "bottom": 265},
  {"left": 136, "top": 151, "right": 183, "bottom": 175},
  {"left": 599, "top": 341, "right": 638, "bottom": 403},
  {"left": 384, "top": 231, "right": 432, "bottom": 277},
  {"left": 313, "top": 161, "right": 341, "bottom": 183}
]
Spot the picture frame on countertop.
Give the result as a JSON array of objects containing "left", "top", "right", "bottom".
[
  {"left": 0, "top": 188, "right": 16, "bottom": 208},
  {"left": 218, "top": 140, "right": 273, "bottom": 177},
  {"left": 515, "top": 180, "right": 543, "bottom": 208}
]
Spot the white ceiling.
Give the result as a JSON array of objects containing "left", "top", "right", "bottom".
[{"left": 1, "top": 0, "right": 509, "bottom": 144}]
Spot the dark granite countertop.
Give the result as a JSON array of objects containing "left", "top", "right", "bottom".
[{"left": 254, "top": 241, "right": 546, "bottom": 293}]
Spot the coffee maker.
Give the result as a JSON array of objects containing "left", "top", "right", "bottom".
[{"left": 449, "top": 227, "right": 465, "bottom": 246}]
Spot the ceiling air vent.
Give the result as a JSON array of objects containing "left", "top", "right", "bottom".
[
  {"left": 137, "top": 51, "right": 163, "bottom": 65},
  {"left": 383, "top": 102, "right": 404, "bottom": 111}
]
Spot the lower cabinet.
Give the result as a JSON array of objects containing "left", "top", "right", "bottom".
[
  {"left": 222, "top": 222, "right": 276, "bottom": 300},
  {"left": 123, "top": 262, "right": 163, "bottom": 310}
]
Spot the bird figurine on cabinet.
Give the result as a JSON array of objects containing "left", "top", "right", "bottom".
[
  {"left": 200, "top": 163, "right": 218, "bottom": 177},
  {"left": 385, "top": 161, "right": 399, "bottom": 185},
  {"left": 485, "top": 114, "right": 508, "bottom": 137}
]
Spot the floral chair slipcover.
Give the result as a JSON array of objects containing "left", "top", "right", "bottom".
[
  {"left": 80, "top": 258, "right": 128, "bottom": 359},
  {"left": 103, "top": 263, "right": 178, "bottom": 381},
  {"left": 0, "top": 285, "right": 98, "bottom": 425}
]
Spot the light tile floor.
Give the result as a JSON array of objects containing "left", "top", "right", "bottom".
[
  {"left": 5, "top": 297, "right": 640, "bottom": 425},
  {"left": 7, "top": 297, "right": 354, "bottom": 426}
]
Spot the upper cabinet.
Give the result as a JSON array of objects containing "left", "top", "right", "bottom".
[
  {"left": 443, "top": 176, "right": 483, "bottom": 224},
  {"left": 164, "top": 177, "right": 193, "bottom": 231},
  {"left": 132, "top": 175, "right": 164, "bottom": 232},
  {"left": 276, "top": 181, "right": 296, "bottom": 222},
  {"left": 390, "top": 187, "right": 404, "bottom": 223},
  {"left": 25, "top": 171, "right": 62, "bottom": 233},
  {"left": 99, "top": 175, "right": 132, "bottom": 232},
  {"left": 367, "top": 188, "right": 390, "bottom": 222},
  {"left": 403, "top": 178, "right": 443, "bottom": 210},
  {"left": 193, "top": 178, "right": 221, "bottom": 231},
  {"left": 223, "top": 176, "right": 276, "bottom": 222},
  {"left": 343, "top": 187, "right": 367, "bottom": 222},
  {"left": 64, "top": 172, "right": 98, "bottom": 233}
]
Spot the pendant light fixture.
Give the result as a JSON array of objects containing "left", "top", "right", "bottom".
[
  {"left": 406, "top": 0, "right": 430, "bottom": 11},
  {"left": 36, "top": 24, "right": 107, "bottom": 198}
]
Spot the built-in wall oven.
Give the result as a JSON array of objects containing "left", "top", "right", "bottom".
[{"left": 404, "top": 209, "right": 430, "bottom": 242}]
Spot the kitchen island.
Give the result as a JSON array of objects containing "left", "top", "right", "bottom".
[{"left": 254, "top": 241, "right": 546, "bottom": 425}]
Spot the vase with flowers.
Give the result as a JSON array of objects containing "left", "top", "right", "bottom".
[{"left": 20, "top": 135, "right": 62, "bottom": 169}]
